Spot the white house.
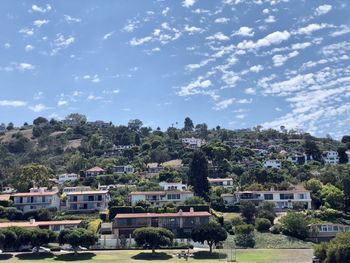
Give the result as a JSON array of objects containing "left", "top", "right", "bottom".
[
  {"left": 66, "top": 190, "right": 110, "bottom": 212},
  {"left": 12, "top": 188, "right": 60, "bottom": 212},
  {"left": 130, "top": 190, "right": 194, "bottom": 207},
  {"left": 1, "top": 186, "right": 16, "bottom": 194},
  {"left": 263, "top": 159, "right": 282, "bottom": 169},
  {"left": 222, "top": 189, "right": 312, "bottom": 210},
  {"left": 114, "top": 165, "right": 134, "bottom": 174},
  {"left": 322, "top": 151, "right": 339, "bottom": 165},
  {"left": 181, "top": 137, "right": 205, "bottom": 148},
  {"left": 287, "top": 153, "right": 312, "bottom": 165},
  {"left": 208, "top": 178, "right": 234, "bottom": 188},
  {"left": 85, "top": 166, "right": 106, "bottom": 177},
  {"left": 159, "top": 182, "right": 187, "bottom": 191},
  {"left": 63, "top": 186, "right": 92, "bottom": 193},
  {"left": 58, "top": 173, "right": 79, "bottom": 184}
]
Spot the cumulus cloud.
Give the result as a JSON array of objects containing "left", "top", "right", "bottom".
[
  {"left": 18, "top": 63, "right": 35, "bottom": 71},
  {"left": 206, "top": 32, "right": 230, "bottom": 41},
  {"left": 214, "top": 17, "right": 230, "bottom": 24},
  {"left": 184, "top": 25, "right": 204, "bottom": 34},
  {"left": 64, "top": 15, "right": 81, "bottom": 23},
  {"left": 233, "top": 26, "right": 254, "bottom": 37},
  {"left": 250, "top": 65, "right": 264, "bottom": 72},
  {"left": 0, "top": 100, "right": 27, "bottom": 107},
  {"left": 237, "top": 30, "right": 290, "bottom": 50},
  {"left": 103, "top": 32, "right": 114, "bottom": 40},
  {"left": 213, "top": 98, "right": 235, "bottom": 110},
  {"left": 272, "top": 50, "right": 299, "bottom": 67},
  {"left": 183, "top": 0, "right": 196, "bottom": 8},
  {"left": 24, "top": 45, "right": 34, "bottom": 52},
  {"left": 31, "top": 4, "right": 52, "bottom": 13},
  {"left": 315, "top": 4, "right": 332, "bottom": 16},
  {"left": 265, "top": 15, "right": 276, "bottom": 23},
  {"left": 129, "top": 36, "right": 152, "bottom": 46},
  {"left": 51, "top": 34, "right": 75, "bottom": 55},
  {"left": 29, "top": 104, "right": 50, "bottom": 112},
  {"left": 295, "top": 23, "right": 331, "bottom": 35},
  {"left": 178, "top": 78, "right": 213, "bottom": 97},
  {"left": 33, "top": 19, "right": 49, "bottom": 27},
  {"left": 245, "top": 88, "right": 256, "bottom": 95}
]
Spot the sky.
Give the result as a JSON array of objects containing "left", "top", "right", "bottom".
[{"left": 0, "top": 1, "right": 349, "bottom": 138}]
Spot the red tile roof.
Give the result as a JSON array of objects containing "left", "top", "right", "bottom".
[
  {"left": 66, "top": 190, "right": 108, "bottom": 195},
  {"left": 115, "top": 211, "right": 211, "bottom": 219},
  {"left": 0, "top": 194, "right": 11, "bottom": 201},
  {"left": 0, "top": 220, "right": 82, "bottom": 228},
  {"left": 86, "top": 166, "right": 105, "bottom": 172}
]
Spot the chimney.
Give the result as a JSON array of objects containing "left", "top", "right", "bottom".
[
  {"left": 190, "top": 207, "right": 194, "bottom": 214},
  {"left": 179, "top": 209, "right": 183, "bottom": 215},
  {"left": 29, "top": 218, "right": 35, "bottom": 224}
]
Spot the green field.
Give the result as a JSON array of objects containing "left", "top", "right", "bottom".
[{"left": 0, "top": 249, "right": 313, "bottom": 263}]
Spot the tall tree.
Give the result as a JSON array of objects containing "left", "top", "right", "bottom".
[
  {"left": 16, "top": 164, "right": 50, "bottom": 191},
  {"left": 58, "top": 228, "right": 97, "bottom": 255},
  {"left": 30, "top": 229, "right": 56, "bottom": 252},
  {"left": 65, "top": 113, "right": 87, "bottom": 124},
  {"left": 128, "top": 119, "right": 143, "bottom": 131},
  {"left": 188, "top": 150, "right": 210, "bottom": 200},
  {"left": 184, "top": 117, "right": 194, "bottom": 132},
  {"left": 303, "top": 139, "right": 322, "bottom": 161},
  {"left": 337, "top": 146, "right": 349, "bottom": 164}
]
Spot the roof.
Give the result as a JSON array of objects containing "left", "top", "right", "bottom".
[
  {"left": 208, "top": 178, "right": 233, "bottom": 182},
  {"left": 115, "top": 211, "right": 211, "bottom": 219},
  {"left": 0, "top": 194, "right": 11, "bottom": 201},
  {"left": 130, "top": 190, "right": 193, "bottom": 195},
  {"left": 235, "top": 190, "right": 311, "bottom": 194},
  {"left": 147, "top": 163, "right": 159, "bottom": 168},
  {"left": 0, "top": 220, "right": 82, "bottom": 228},
  {"left": 66, "top": 190, "right": 108, "bottom": 195},
  {"left": 86, "top": 166, "right": 105, "bottom": 172},
  {"left": 161, "top": 159, "right": 183, "bottom": 168},
  {"left": 12, "top": 191, "right": 58, "bottom": 197}
]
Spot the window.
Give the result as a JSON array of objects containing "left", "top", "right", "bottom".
[
  {"left": 321, "top": 225, "right": 328, "bottom": 232},
  {"left": 52, "top": 225, "right": 60, "bottom": 231},
  {"left": 42, "top": 196, "right": 46, "bottom": 203},
  {"left": 97, "top": 195, "right": 102, "bottom": 201},
  {"left": 298, "top": 194, "right": 305, "bottom": 199},
  {"left": 333, "top": 226, "right": 339, "bottom": 232},
  {"left": 264, "top": 194, "right": 273, "bottom": 200},
  {"left": 280, "top": 193, "right": 294, "bottom": 200}
]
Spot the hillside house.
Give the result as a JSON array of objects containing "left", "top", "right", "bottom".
[
  {"left": 85, "top": 166, "right": 106, "bottom": 177},
  {"left": 65, "top": 190, "right": 110, "bottom": 212},
  {"left": 159, "top": 182, "right": 187, "bottom": 191},
  {"left": 58, "top": 173, "right": 79, "bottom": 184},
  {"left": 322, "top": 151, "right": 339, "bottom": 165},
  {"left": 0, "top": 219, "right": 82, "bottom": 232},
  {"left": 208, "top": 178, "right": 234, "bottom": 188},
  {"left": 114, "top": 165, "right": 134, "bottom": 174},
  {"left": 130, "top": 190, "right": 193, "bottom": 207},
  {"left": 308, "top": 223, "right": 350, "bottom": 242},
  {"left": 181, "top": 137, "right": 205, "bottom": 148},
  {"left": 263, "top": 159, "right": 282, "bottom": 169}
]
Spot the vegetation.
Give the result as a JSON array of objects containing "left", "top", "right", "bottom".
[
  {"left": 58, "top": 228, "right": 97, "bottom": 255},
  {"left": 133, "top": 227, "right": 174, "bottom": 254},
  {"left": 314, "top": 232, "right": 350, "bottom": 262}
]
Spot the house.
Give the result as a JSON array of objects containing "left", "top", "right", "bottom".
[
  {"left": 308, "top": 223, "right": 350, "bottom": 242},
  {"left": 0, "top": 219, "right": 82, "bottom": 232},
  {"left": 159, "top": 182, "right": 187, "bottom": 191},
  {"left": 58, "top": 173, "right": 79, "bottom": 184},
  {"left": 114, "top": 165, "right": 134, "bottom": 174},
  {"left": 66, "top": 190, "right": 110, "bottom": 212},
  {"left": 181, "top": 137, "right": 205, "bottom": 148},
  {"left": 222, "top": 189, "right": 312, "bottom": 210},
  {"left": 113, "top": 209, "right": 211, "bottom": 238},
  {"left": 85, "top": 166, "right": 106, "bottom": 177},
  {"left": 103, "top": 145, "right": 136, "bottom": 157},
  {"left": 146, "top": 163, "right": 164, "bottom": 173},
  {"left": 208, "top": 178, "right": 234, "bottom": 188},
  {"left": 287, "top": 153, "right": 312, "bottom": 165},
  {"left": 322, "top": 151, "right": 339, "bottom": 165},
  {"left": 63, "top": 186, "right": 91, "bottom": 193},
  {"left": 1, "top": 186, "right": 16, "bottom": 194},
  {"left": 0, "top": 123, "right": 6, "bottom": 132},
  {"left": 130, "top": 190, "right": 194, "bottom": 207},
  {"left": 263, "top": 159, "right": 282, "bottom": 169},
  {"left": 12, "top": 188, "right": 60, "bottom": 212}
]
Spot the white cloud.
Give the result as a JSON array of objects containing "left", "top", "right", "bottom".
[
  {"left": 183, "top": 0, "right": 196, "bottom": 8},
  {"left": 19, "top": 28, "right": 34, "bottom": 36},
  {"left": 184, "top": 25, "right": 204, "bottom": 34},
  {"left": 33, "top": 19, "right": 49, "bottom": 27},
  {"left": 272, "top": 50, "right": 299, "bottom": 67},
  {"left": 265, "top": 15, "right": 276, "bottom": 23},
  {"left": 103, "top": 32, "right": 114, "bottom": 40},
  {"left": 295, "top": 23, "right": 331, "bottom": 35},
  {"left": 245, "top": 88, "right": 256, "bottom": 95},
  {"left": 236, "top": 114, "right": 246, "bottom": 119},
  {"left": 57, "top": 100, "right": 68, "bottom": 106},
  {"left": 24, "top": 45, "right": 34, "bottom": 52},
  {"left": 129, "top": 36, "right": 152, "bottom": 46},
  {"left": 18, "top": 63, "right": 35, "bottom": 71},
  {"left": 250, "top": 65, "right": 264, "bottom": 73},
  {"left": 213, "top": 98, "right": 235, "bottom": 110},
  {"left": 64, "top": 15, "right": 81, "bottom": 23},
  {"left": 238, "top": 98, "right": 252, "bottom": 104},
  {"left": 206, "top": 32, "right": 230, "bottom": 41},
  {"left": 331, "top": 25, "right": 350, "bottom": 37},
  {"left": 291, "top": 42, "right": 311, "bottom": 50},
  {"left": 237, "top": 30, "right": 290, "bottom": 50},
  {"left": 51, "top": 34, "right": 75, "bottom": 55},
  {"left": 214, "top": 17, "right": 230, "bottom": 24},
  {"left": 4, "top": 43, "right": 10, "bottom": 49},
  {"left": 315, "top": 4, "right": 332, "bottom": 16},
  {"left": 87, "top": 94, "right": 103, "bottom": 101},
  {"left": 29, "top": 104, "right": 50, "bottom": 112},
  {"left": 178, "top": 78, "right": 213, "bottom": 97},
  {"left": 0, "top": 100, "right": 27, "bottom": 107},
  {"left": 162, "top": 7, "right": 170, "bottom": 16},
  {"left": 31, "top": 4, "right": 52, "bottom": 13},
  {"left": 233, "top": 26, "right": 254, "bottom": 37}
]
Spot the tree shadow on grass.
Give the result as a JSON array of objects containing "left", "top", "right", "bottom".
[
  {"left": 193, "top": 251, "right": 227, "bottom": 260},
  {"left": 54, "top": 252, "right": 96, "bottom": 261},
  {"left": 132, "top": 252, "right": 172, "bottom": 260},
  {"left": 16, "top": 253, "right": 54, "bottom": 260},
  {"left": 0, "top": 253, "right": 13, "bottom": 260}
]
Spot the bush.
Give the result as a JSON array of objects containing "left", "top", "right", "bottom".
[
  {"left": 269, "top": 224, "right": 282, "bottom": 234},
  {"left": 255, "top": 218, "right": 271, "bottom": 232},
  {"left": 280, "top": 212, "right": 309, "bottom": 240},
  {"left": 235, "top": 224, "right": 255, "bottom": 248},
  {"left": 99, "top": 212, "right": 108, "bottom": 222},
  {"left": 87, "top": 219, "right": 102, "bottom": 234}
]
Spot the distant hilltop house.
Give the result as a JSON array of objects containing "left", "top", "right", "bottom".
[
  {"left": 263, "top": 159, "right": 282, "bottom": 169},
  {"left": 222, "top": 189, "right": 312, "bottom": 210},
  {"left": 87, "top": 120, "right": 109, "bottom": 128},
  {"left": 11, "top": 187, "right": 60, "bottom": 212},
  {"left": 1, "top": 185, "right": 16, "bottom": 194},
  {"left": 159, "top": 181, "right": 187, "bottom": 191},
  {"left": 287, "top": 153, "right": 313, "bottom": 165},
  {"left": 146, "top": 163, "right": 164, "bottom": 174},
  {"left": 181, "top": 137, "right": 205, "bottom": 148},
  {"left": 103, "top": 145, "right": 136, "bottom": 157},
  {"left": 58, "top": 173, "right": 79, "bottom": 184},
  {"left": 85, "top": 166, "right": 106, "bottom": 177},
  {"left": 113, "top": 165, "right": 134, "bottom": 174},
  {"left": 322, "top": 150, "right": 339, "bottom": 165},
  {"left": 208, "top": 177, "right": 234, "bottom": 188},
  {"left": 130, "top": 190, "right": 194, "bottom": 207}
]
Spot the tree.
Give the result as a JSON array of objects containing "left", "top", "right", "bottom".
[
  {"left": 255, "top": 218, "right": 271, "bottom": 232},
  {"left": 320, "top": 184, "right": 345, "bottom": 210},
  {"left": 314, "top": 232, "right": 350, "bottom": 263},
  {"left": 33, "top": 117, "right": 48, "bottom": 126},
  {"left": 303, "top": 139, "right": 321, "bottom": 161},
  {"left": 191, "top": 221, "right": 227, "bottom": 253},
  {"left": 58, "top": 228, "right": 97, "bottom": 255},
  {"left": 66, "top": 113, "right": 87, "bottom": 124},
  {"left": 184, "top": 117, "right": 194, "bottom": 132},
  {"left": 184, "top": 196, "right": 206, "bottom": 205},
  {"left": 133, "top": 227, "right": 173, "bottom": 254},
  {"left": 31, "top": 229, "right": 56, "bottom": 252},
  {"left": 234, "top": 224, "right": 255, "bottom": 248},
  {"left": 6, "top": 122, "right": 14, "bottom": 131},
  {"left": 128, "top": 119, "right": 143, "bottom": 131},
  {"left": 16, "top": 164, "right": 50, "bottom": 191},
  {"left": 280, "top": 212, "right": 309, "bottom": 240},
  {"left": 240, "top": 201, "right": 257, "bottom": 224},
  {"left": 188, "top": 150, "right": 210, "bottom": 200},
  {"left": 337, "top": 146, "right": 349, "bottom": 164},
  {"left": 341, "top": 135, "right": 350, "bottom": 144}
]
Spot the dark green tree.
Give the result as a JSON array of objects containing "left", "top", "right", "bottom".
[
  {"left": 281, "top": 212, "right": 309, "bottom": 240},
  {"left": 184, "top": 117, "right": 194, "bottom": 132},
  {"left": 133, "top": 227, "right": 174, "bottom": 254},
  {"left": 58, "top": 228, "right": 97, "bottom": 255},
  {"left": 188, "top": 150, "right": 210, "bottom": 200},
  {"left": 337, "top": 146, "right": 349, "bottom": 164}
]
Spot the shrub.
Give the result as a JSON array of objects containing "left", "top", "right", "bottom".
[
  {"left": 280, "top": 212, "right": 309, "bottom": 240},
  {"left": 255, "top": 218, "right": 271, "bottom": 232},
  {"left": 270, "top": 224, "right": 282, "bottom": 234},
  {"left": 87, "top": 219, "right": 102, "bottom": 233},
  {"left": 234, "top": 224, "right": 255, "bottom": 248}
]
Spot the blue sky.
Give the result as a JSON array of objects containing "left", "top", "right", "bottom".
[{"left": 0, "top": 1, "right": 349, "bottom": 137}]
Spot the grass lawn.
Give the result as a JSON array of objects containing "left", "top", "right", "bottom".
[{"left": 0, "top": 249, "right": 313, "bottom": 263}]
